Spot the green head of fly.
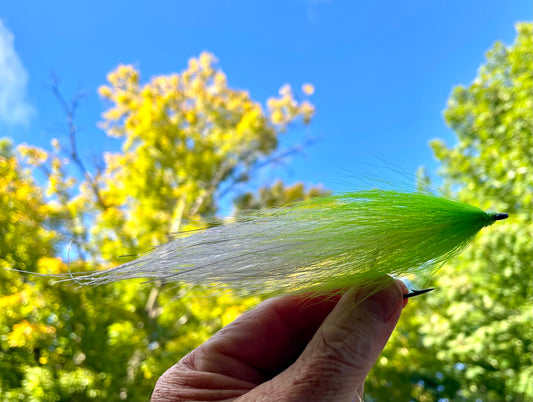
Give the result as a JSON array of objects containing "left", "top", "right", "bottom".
[{"left": 59, "top": 190, "right": 508, "bottom": 300}]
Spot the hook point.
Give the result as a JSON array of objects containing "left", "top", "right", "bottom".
[{"left": 403, "top": 288, "right": 435, "bottom": 299}]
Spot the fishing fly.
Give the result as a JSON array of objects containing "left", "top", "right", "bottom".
[{"left": 63, "top": 190, "right": 508, "bottom": 299}]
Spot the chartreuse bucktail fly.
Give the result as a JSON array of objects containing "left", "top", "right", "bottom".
[{"left": 65, "top": 190, "right": 508, "bottom": 298}]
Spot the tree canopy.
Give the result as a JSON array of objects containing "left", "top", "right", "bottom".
[
  {"left": 366, "top": 22, "right": 532, "bottom": 402},
  {"left": 0, "top": 52, "right": 315, "bottom": 401}
]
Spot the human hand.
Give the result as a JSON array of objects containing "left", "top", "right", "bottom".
[{"left": 152, "top": 280, "right": 407, "bottom": 402}]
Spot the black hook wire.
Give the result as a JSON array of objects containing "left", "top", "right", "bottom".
[{"left": 403, "top": 288, "right": 435, "bottom": 299}]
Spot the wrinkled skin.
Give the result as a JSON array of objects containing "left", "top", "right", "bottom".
[{"left": 152, "top": 280, "right": 407, "bottom": 402}]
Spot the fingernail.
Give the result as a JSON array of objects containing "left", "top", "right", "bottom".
[{"left": 360, "top": 283, "right": 402, "bottom": 323}]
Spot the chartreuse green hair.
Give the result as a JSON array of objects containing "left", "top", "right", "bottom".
[{"left": 66, "top": 189, "right": 507, "bottom": 298}]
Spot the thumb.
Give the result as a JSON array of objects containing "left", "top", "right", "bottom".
[{"left": 280, "top": 281, "right": 404, "bottom": 402}]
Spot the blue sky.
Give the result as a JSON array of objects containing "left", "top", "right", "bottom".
[{"left": 0, "top": 1, "right": 530, "bottom": 199}]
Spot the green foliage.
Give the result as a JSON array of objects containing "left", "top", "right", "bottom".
[
  {"left": 366, "top": 22, "right": 532, "bottom": 402},
  {"left": 0, "top": 52, "right": 313, "bottom": 401}
]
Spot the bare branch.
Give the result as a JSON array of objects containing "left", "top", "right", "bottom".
[
  {"left": 51, "top": 75, "right": 107, "bottom": 210},
  {"left": 188, "top": 137, "right": 315, "bottom": 217},
  {"left": 188, "top": 160, "right": 233, "bottom": 217},
  {"left": 218, "top": 137, "right": 316, "bottom": 200}
]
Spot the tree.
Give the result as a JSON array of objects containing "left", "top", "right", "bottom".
[
  {"left": 233, "top": 179, "right": 328, "bottom": 213},
  {"left": 365, "top": 22, "right": 532, "bottom": 402},
  {"left": 0, "top": 139, "right": 59, "bottom": 401},
  {"left": 0, "top": 52, "right": 315, "bottom": 400}
]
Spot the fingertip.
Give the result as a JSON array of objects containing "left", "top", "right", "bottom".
[
  {"left": 398, "top": 280, "right": 409, "bottom": 308},
  {"left": 360, "top": 281, "right": 403, "bottom": 323},
  {"left": 282, "top": 281, "right": 404, "bottom": 400}
]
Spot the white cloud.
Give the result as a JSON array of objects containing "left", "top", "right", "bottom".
[{"left": 0, "top": 19, "right": 34, "bottom": 127}]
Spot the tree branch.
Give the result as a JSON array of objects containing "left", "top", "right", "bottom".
[
  {"left": 51, "top": 75, "right": 107, "bottom": 210},
  {"left": 218, "top": 137, "right": 316, "bottom": 200}
]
